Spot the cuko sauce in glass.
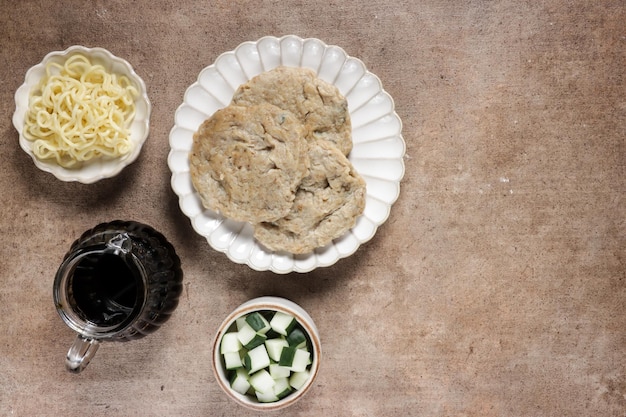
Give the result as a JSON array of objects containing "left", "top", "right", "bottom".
[{"left": 54, "top": 220, "right": 183, "bottom": 373}]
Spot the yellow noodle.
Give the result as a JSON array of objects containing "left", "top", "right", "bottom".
[{"left": 24, "top": 54, "right": 139, "bottom": 168}]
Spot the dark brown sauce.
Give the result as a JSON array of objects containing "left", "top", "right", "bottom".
[{"left": 70, "top": 253, "right": 142, "bottom": 326}]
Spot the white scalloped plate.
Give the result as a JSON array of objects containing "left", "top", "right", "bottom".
[
  {"left": 13, "top": 46, "right": 151, "bottom": 183},
  {"left": 168, "top": 35, "right": 405, "bottom": 273}
]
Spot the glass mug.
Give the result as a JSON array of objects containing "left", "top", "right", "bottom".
[{"left": 53, "top": 220, "right": 183, "bottom": 373}]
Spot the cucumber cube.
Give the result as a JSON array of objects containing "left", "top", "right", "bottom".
[
  {"left": 269, "top": 363, "right": 291, "bottom": 379},
  {"left": 237, "top": 322, "right": 267, "bottom": 349},
  {"left": 290, "top": 349, "right": 310, "bottom": 373},
  {"left": 249, "top": 369, "right": 275, "bottom": 393},
  {"left": 235, "top": 316, "right": 247, "bottom": 331},
  {"left": 223, "top": 351, "right": 243, "bottom": 370},
  {"left": 289, "top": 370, "right": 311, "bottom": 390},
  {"left": 265, "top": 337, "right": 289, "bottom": 362},
  {"left": 278, "top": 346, "right": 297, "bottom": 367},
  {"left": 264, "top": 328, "right": 281, "bottom": 339},
  {"left": 270, "top": 311, "right": 296, "bottom": 336},
  {"left": 256, "top": 390, "right": 279, "bottom": 403},
  {"left": 286, "top": 328, "right": 307, "bottom": 348},
  {"left": 246, "top": 312, "right": 271, "bottom": 334},
  {"left": 279, "top": 346, "right": 310, "bottom": 371},
  {"left": 230, "top": 368, "right": 251, "bottom": 395},
  {"left": 244, "top": 344, "right": 271, "bottom": 374},
  {"left": 237, "top": 322, "right": 256, "bottom": 345},
  {"left": 245, "top": 333, "right": 267, "bottom": 350},
  {"left": 273, "top": 377, "right": 292, "bottom": 399},
  {"left": 220, "top": 332, "right": 242, "bottom": 354}
]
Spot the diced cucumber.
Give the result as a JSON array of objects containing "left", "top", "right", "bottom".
[
  {"left": 273, "top": 377, "right": 292, "bottom": 399},
  {"left": 246, "top": 312, "right": 271, "bottom": 334},
  {"left": 237, "top": 322, "right": 267, "bottom": 349},
  {"left": 264, "top": 328, "right": 281, "bottom": 339},
  {"left": 256, "top": 390, "right": 279, "bottom": 403},
  {"left": 230, "top": 368, "right": 251, "bottom": 395},
  {"left": 245, "top": 333, "right": 267, "bottom": 350},
  {"left": 265, "top": 337, "right": 289, "bottom": 362},
  {"left": 228, "top": 367, "right": 242, "bottom": 384},
  {"left": 289, "top": 370, "right": 310, "bottom": 390},
  {"left": 286, "top": 328, "right": 307, "bottom": 348},
  {"left": 279, "top": 346, "right": 311, "bottom": 371},
  {"left": 290, "top": 349, "right": 310, "bottom": 373},
  {"left": 221, "top": 310, "right": 314, "bottom": 404},
  {"left": 235, "top": 316, "right": 247, "bottom": 331},
  {"left": 269, "top": 363, "right": 291, "bottom": 379},
  {"left": 278, "top": 346, "right": 296, "bottom": 367},
  {"left": 249, "top": 369, "right": 275, "bottom": 393},
  {"left": 237, "top": 322, "right": 257, "bottom": 345},
  {"left": 270, "top": 311, "right": 296, "bottom": 336},
  {"left": 223, "top": 351, "right": 243, "bottom": 370},
  {"left": 243, "top": 344, "right": 271, "bottom": 374},
  {"left": 220, "top": 332, "right": 242, "bottom": 354}
]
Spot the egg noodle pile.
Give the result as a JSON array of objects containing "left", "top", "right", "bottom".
[{"left": 24, "top": 54, "right": 138, "bottom": 168}]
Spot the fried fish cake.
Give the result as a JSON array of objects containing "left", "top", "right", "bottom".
[
  {"left": 190, "top": 103, "right": 309, "bottom": 223},
  {"left": 232, "top": 66, "right": 353, "bottom": 155},
  {"left": 253, "top": 140, "right": 366, "bottom": 254}
]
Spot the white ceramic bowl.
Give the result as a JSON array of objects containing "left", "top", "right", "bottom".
[
  {"left": 13, "top": 46, "right": 151, "bottom": 183},
  {"left": 169, "top": 35, "right": 405, "bottom": 273},
  {"left": 212, "top": 296, "right": 321, "bottom": 411}
]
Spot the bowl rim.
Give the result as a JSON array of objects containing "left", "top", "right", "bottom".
[
  {"left": 211, "top": 296, "right": 321, "bottom": 411},
  {"left": 13, "top": 45, "right": 151, "bottom": 184}
]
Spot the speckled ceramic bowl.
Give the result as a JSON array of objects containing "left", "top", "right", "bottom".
[
  {"left": 212, "top": 296, "right": 321, "bottom": 411},
  {"left": 13, "top": 45, "right": 151, "bottom": 183}
]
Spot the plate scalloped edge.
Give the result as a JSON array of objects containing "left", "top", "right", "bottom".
[{"left": 168, "top": 35, "right": 406, "bottom": 274}]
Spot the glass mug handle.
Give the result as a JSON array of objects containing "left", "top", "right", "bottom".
[{"left": 66, "top": 334, "right": 100, "bottom": 373}]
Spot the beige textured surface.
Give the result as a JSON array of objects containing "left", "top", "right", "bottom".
[{"left": 1, "top": 1, "right": 624, "bottom": 416}]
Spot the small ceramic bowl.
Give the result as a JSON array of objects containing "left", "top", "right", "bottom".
[
  {"left": 212, "top": 296, "right": 321, "bottom": 410},
  {"left": 13, "top": 45, "right": 151, "bottom": 183}
]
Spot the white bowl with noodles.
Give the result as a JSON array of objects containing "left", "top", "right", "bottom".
[
  {"left": 168, "top": 35, "right": 405, "bottom": 273},
  {"left": 13, "top": 45, "right": 151, "bottom": 183}
]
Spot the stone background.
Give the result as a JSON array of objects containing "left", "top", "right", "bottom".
[{"left": 0, "top": 1, "right": 624, "bottom": 416}]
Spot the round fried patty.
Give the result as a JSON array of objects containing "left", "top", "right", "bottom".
[
  {"left": 190, "top": 103, "right": 309, "bottom": 223},
  {"left": 253, "top": 140, "right": 366, "bottom": 254},
  {"left": 232, "top": 66, "right": 353, "bottom": 155}
]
